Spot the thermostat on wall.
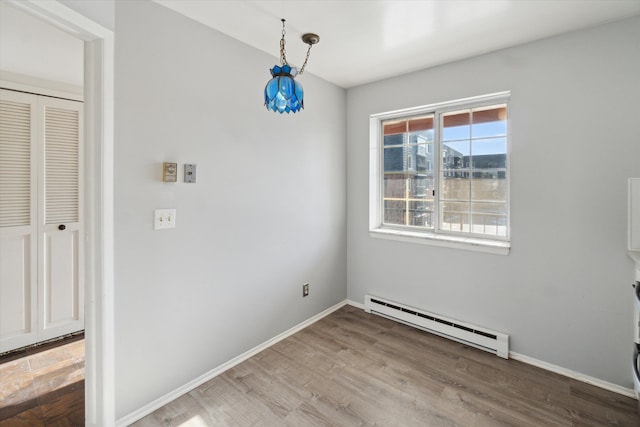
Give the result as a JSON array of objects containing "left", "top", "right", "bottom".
[{"left": 162, "top": 162, "right": 177, "bottom": 182}]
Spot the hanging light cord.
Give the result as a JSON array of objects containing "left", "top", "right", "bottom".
[
  {"left": 279, "top": 18, "right": 315, "bottom": 75},
  {"left": 298, "top": 43, "right": 313, "bottom": 75},
  {"left": 280, "top": 19, "right": 288, "bottom": 66}
]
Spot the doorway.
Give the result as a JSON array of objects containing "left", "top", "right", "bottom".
[
  {"left": 0, "top": 3, "right": 85, "bottom": 424},
  {"left": 0, "top": 1, "right": 115, "bottom": 425}
]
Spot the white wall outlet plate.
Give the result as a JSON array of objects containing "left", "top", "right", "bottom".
[{"left": 154, "top": 209, "right": 176, "bottom": 230}]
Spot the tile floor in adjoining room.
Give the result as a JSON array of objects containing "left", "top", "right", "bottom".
[{"left": 0, "top": 336, "right": 84, "bottom": 426}]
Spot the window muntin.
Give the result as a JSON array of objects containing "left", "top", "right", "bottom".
[{"left": 377, "top": 98, "right": 508, "bottom": 241}]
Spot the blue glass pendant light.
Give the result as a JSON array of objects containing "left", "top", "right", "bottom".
[
  {"left": 264, "top": 19, "right": 319, "bottom": 114},
  {"left": 265, "top": 64, "right": 304, "bottom": 113}
]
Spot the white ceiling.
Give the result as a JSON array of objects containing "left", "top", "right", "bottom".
[
  {"left": 155, "top": 0, "right": 640, "bottom": 88},
  {"left": 1, "top": 1, "right": 638, "bottom": 90}
]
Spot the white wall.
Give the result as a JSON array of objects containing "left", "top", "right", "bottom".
[
  {"left": 58, "top": 0, "right": 114, "bottom": 31},
  {"left": 113, "top": 0, "right": 346, "bottom": 418},
  {"left": 347, "top": 16, "right": 640, "bottom": 389},
  {"left": 0, "top": 3, "right": 84, "bottom": 88}
]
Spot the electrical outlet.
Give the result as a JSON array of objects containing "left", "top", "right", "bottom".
[{"left": 303, "top": 283, "right": 309, "bottom": 297}]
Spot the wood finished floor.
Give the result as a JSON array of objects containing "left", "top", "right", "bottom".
[
  {"left": 0, "top": 336, "right": 84, "bottom": 426},
  {"left": 133, "top": 305, "right": 638, "bottom": 426}
]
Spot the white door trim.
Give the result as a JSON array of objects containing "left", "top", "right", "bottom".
[{"left": 5, "top": 1, "right": 115, "bottom": 425}]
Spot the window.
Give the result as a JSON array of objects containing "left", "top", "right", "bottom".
[{"left": 369, "top": 92, "right": 510, "bottom": 254}]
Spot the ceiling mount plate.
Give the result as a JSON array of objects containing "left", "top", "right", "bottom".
[{"left": 302, "top": 33, "right": 320, "bottom": 45}]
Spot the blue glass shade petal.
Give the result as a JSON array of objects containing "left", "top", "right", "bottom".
[
  {"left": 264, "top": 67, "right": 305, "bottom": 114},
  {"left": 295, "top": 81, "right": 304, "bottom": 103},
  {"left": 278, "top": 76, "right": 295, "bottom": 98},
  {"left": 275, "top": 92, "right": 288, "bottom": 110},
  {"left": 265, "top": 78, "right": 279, "bottom": 101}
]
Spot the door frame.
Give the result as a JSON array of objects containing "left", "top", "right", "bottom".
[{"left": 5, "top": 1, "right": 115, "bottom": 425}]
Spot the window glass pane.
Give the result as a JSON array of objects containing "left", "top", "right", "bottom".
[
  {"left": 471, "top": 154, "right": 506, "bottom": 172},
  {"left": 405, "top": 144, "right": 433, "bottom": 173},
  {"left": 472, "top": 121, "right": 506, "bottom": 139},
  {"left": 471, "top": 176, "right": 507, "bottom": 202},
  {"left": 409, "top": 115, "right": 434, "bottom": 143},
  {"left": 471, "top": 202, "right": 507, "bottom": 236},
  {"left": 471, "top": 106, "right": 507, "bottom": 138},
  {"left": 443, "top": 111, "right": 470, "bottom": 141},
  {"left": 409, "top": 129, "right": 434, "bottom": 144},
  {"left": 440, "top": 201, "right": 470, "bottom": 232},
  {"left": 384, "top": 174, "right": 405, "bottom": 199},
  {"left": 471, "top": 137, "right": 506, "bottom": 160},
  {"left": 383, "top": 133, "right": 405, "bottom": 146},
  {"left": 384, "top": 147, "right": 405, "bottom": 172},
  {"left": 409, "top": 130, "right": 434, "bottom": 144},
  {"left": 415, "top": 143, "right": 434, "bottom": 172},
  {"left": 408, "top": 116, "right": 434, "bottom": 133},
  {"left": 408, "top": 176, "right": 434, "bottom": 199},
  {"left": 384, "top": 119, "right": 406, "bottom": 137},
  {"left": 443, "top": 140, "right": 469, "bottom": 173},
  {"left": 409, "top": 200, "right": 433, "bottom": 227},
  {"left": 384, "top": 200, "right": 405, "bottom": 225},
  {"left": 441, "top": 176, "right": 470, "bottom": 201}
]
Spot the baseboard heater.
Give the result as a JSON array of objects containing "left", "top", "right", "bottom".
[{"left": 364, "top": 295, "right": 509, "bottom": 359}]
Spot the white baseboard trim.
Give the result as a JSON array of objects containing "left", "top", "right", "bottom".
[
  {"left": 346, "top": 299, "right": 365, "bottom": 310},
  {"left": 509, "top": 351, "right": 636, "bottom": 399},
  {"left": 116, "top": 300, "right": 348, "bottom": 427}
]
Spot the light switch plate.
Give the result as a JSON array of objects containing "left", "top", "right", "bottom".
[
  {"left": 184, "top": 164, "right": 196, "bottom": 183},
  {"left": 154, "top": 209, "right": 176, "bottom": 230}
]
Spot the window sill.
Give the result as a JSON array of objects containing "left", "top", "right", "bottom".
[{"left": 369, "top": 228, "right": 510, "bottom": 255}]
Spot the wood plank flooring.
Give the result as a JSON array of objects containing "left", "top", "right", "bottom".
[
  {"left": 0, "top": 336, "right": 84, "bottom": 426},
  {"left": 133, "top": 305, "right": 638, "bottom": 426}
]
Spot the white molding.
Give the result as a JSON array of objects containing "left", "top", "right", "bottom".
[
  {"left": 346, "top": 299, "right": 365, "bottom": 310},
  {"left": 369, "top": 91, "right": 512, "bottom": 121},
  {"left": 7, "top": 2, "right": 116, "bottom": 425},
  {"left": 509, "top": 352, "right": 636, "bottom": 399},
  {"left": 84, "top": 35, "right": 115, "bottom": 427},
  {"left": 116, "top": 300, "right": 349, "bottom": 427},
  {"left": 370, "top": 229, "right": 510, "bottom": 255},
  {"left": 0, "top": 71, "right": 83, "bottom": 101},
  {"left": 6, "top": 0, "right": 111, "bottom": 41}
]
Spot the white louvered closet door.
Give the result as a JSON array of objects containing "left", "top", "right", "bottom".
[
  {"left": 0, "top": 89, "right": 38, "bottom": 352},
  {"left": 37, "top": 95, "right": 84, "bottom": 342},
  {"left": 0, "top": 89, "right": 83, "bottom": 352}
]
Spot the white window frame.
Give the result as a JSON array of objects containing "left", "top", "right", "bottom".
[{"left": 369, "top": 92, "right": 511, "bottom": 255}]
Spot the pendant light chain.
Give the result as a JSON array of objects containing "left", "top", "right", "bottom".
[
  {"left": 278, "top": 18, "right": 316, "bottom": 73},
  {"left": 298, "top": 43, "right": 313, "bottom": 75},
  {"left": 280, "top": 19, "right": 288, "bottom": 66}
]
